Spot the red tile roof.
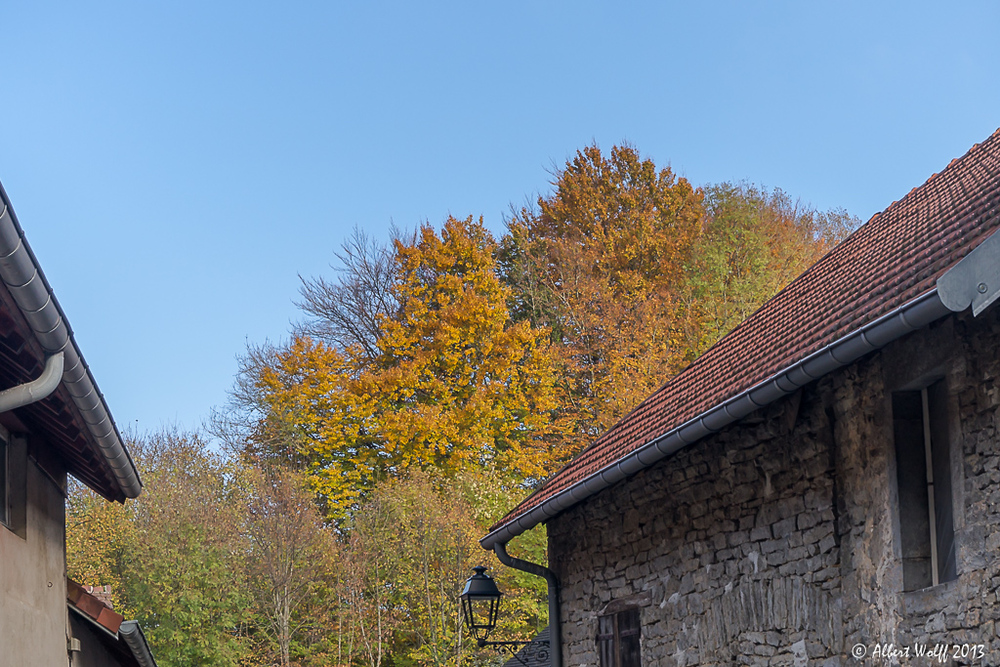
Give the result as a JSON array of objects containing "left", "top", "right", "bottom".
[
  {"left": 493, "top": 128, "right": 1000, "bottom": 534},
  {"left": 68, "top": 578, "right": 124, "bottom": 635}
]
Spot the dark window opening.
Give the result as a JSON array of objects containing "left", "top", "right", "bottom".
[
  {"left": 0, "top": 437, "right": 7, "bottom": 527},
  {"left": 0, "top": 438, "right": 10, "bottom": 526},
  {"left": 893, "top": 380, "right": 956, "bottom": 591},
  {"left": 598, "top": 608, "right": 640, "bottom": 667}
]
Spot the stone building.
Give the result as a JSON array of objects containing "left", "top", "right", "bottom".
[
  {"left": 0, "top": 181, "right": 148, "bottom": 665},
  {"left": 481, "top": 129, "right": 1000, "bottom": 665}
]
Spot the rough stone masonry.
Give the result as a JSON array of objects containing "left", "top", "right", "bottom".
[{"left": 547, "top": 305, "right": 1000, "bottom": 666}]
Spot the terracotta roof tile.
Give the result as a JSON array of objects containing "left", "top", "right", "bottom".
[
  {"left": 68, "top": 578, "right": 124, "bottom": 635},
  {"left": 494, "top": 128, "right": 1000, "bottom": 533}
]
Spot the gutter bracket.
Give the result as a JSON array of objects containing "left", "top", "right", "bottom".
[{"left": 938, "top": 228, "right": 1000, "bottom": 316}]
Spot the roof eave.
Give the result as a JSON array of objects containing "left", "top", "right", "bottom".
[{"left": 0, "top": 181, "right": 141, "bottom": 500}]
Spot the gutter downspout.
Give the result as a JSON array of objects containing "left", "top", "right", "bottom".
[
  {"left": 0, "top": 351, "right": 64, "bottom": 413},
  {"left": 493, "top": 542, "right": 561, "bottom": 667}
]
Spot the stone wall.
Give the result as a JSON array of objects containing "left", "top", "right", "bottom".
[{"left": 547, "top": 307, "right": 1000, "bottom": 666}]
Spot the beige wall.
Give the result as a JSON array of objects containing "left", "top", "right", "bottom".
[{"left": 0, "top": 446, "right": 69, "bottom": 667}]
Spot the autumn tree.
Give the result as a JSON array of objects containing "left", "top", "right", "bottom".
[
  {"left": 681, "top": 183, "right": 859, "bottom": 355},
  {"left": 68, "top": 430, "right": 252, "bottom": 667},
  {"left": 341, "top": 489, "right": 403, "bottom": 667},
  {"left": 240, "top": 216, "right": 564, "bottom": 521},
  {"left": 337, "top": 471, "right": 544, "bottom": 667},
  {"left": 454, "top": 469, "right": 549, "bottom": 645},
  {"left": 502, "top": 145, "right": 860, "bottom": 449},
  {"left": 66, "top": 480, "right": 133, "bottom": 612},
  {"left": 502, "top": 144, "right": 705, "bottom": 441},
  {"left": 244, "top": 465, "right": 340, "bottom": 667},
  {"left": 123, "top": 433, "right": 251, "bottom": 667},
  {"left": 371, "top": 472, "right": 481, "bottom": 667}
]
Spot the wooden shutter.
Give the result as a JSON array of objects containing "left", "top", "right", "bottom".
[
  {"left": 597, "top": 609, "right": 641, "bottom": 667},
  {"left": 597, "top": 614, "right": 616, "bottom": 667}
]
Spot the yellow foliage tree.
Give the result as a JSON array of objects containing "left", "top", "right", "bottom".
[{"left": 253, "top": 216, "right": 563, "bottom": 521}]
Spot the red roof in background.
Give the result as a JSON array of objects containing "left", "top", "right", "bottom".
[
  {"left": 68, "top": 579, "right": 124, "bottom": 635},
  {"left": 495, "top": 128, "right": 1000, "bottom": 532}
]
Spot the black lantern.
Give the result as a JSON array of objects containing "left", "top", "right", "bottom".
[{"left": 460, "top": 566, "right": 502, "bottom": 643}]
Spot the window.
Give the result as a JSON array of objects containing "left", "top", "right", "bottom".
[
  {"left": 1, "top": 431, "right": 26, "bottom": 538},
  {"left": 598, "top": 608, "right": 640, "bottom": 667},
  {"left": 893, "top": 379, "right": 956, "bottom": 591}
]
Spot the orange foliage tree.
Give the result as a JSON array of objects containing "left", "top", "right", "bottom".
[
  {"left": 502, "top": 144, "right": 705, "bottom": 442},
  {"left": 245, "top": 216, "right": 565, "bottom": 522},
  {"left": 502, "top": 145, "right": 859, "bottom": 450}
]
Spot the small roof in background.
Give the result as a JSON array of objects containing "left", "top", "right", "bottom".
[
  {"left": 67, "top": 579, "right": 158, "bottom": 667},
  {"left": 502, "top": 627, "right": 551, "bottom": 667},
  {"left": 68, "top": 579, "right": 124, "bottom": 635}
]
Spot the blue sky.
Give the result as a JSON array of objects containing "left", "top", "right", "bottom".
[{"left": 1, "top": 2, "right": 997, "bottom": 434}]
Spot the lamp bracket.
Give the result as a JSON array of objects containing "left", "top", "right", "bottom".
[{"left": 477, "top": 638, "right": 550, "bottom": 667}]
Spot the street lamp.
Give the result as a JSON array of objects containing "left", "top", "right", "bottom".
[
  {"left": 460, "top": 566, "right": 549, "bottom": 666},
  {"left": 459, "top": 566, "right": 502, "bottom": 644}
]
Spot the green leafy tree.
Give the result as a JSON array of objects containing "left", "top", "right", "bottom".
[
  {"left": 122, "top": 432, "right": 251, "bottom": 667},
  {"left": 342, "top": 472, "right": 544, "bottom": 667},
  {"left": 682, "top": 183, "right": 859, "bottom": 355},
  {"left": 67, "top": 431, "right": 252, "bottom": 667},
  {"left": 244, "top": 465, "right": 340, "bottom": 667}
]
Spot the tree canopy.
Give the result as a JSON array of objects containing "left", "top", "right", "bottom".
[
  {"left": 244, "top": 216, "right": 563, "bottom": 522},
  {"left": 70, "top": 141, "right": 861, "bottom": 667},
  {"left": 502, "top": 144, "right": 857, "bottom": 442}
]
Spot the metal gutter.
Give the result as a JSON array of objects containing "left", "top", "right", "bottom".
[
  {"left": 0, "top": 182, "right": 141, "bottom": 499},
  {"left": 482, "top": 228, "right": 1000, "bottom": 550},
  {"left": 68, "top": 607, "right": 158, "bottom": 666},
  {"left": 120, "top": 620, "right": 159, "bottom": 667}
]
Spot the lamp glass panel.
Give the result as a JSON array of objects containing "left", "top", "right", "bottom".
[{"left": 462, "top": 596, "right": 500, "bottom": 640}]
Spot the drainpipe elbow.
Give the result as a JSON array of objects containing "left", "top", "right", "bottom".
[
  {"left": 0, "top": 351, "right": 64, "bottom": 413},
  {"left": 493, "top": 542, "right": 562, "bottom": 667}
]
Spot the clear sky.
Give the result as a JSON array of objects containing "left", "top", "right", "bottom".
[{"left": 1, "top": 2, "right": 997, "bottom": 434}]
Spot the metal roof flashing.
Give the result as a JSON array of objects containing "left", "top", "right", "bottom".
[
  {"left": 0, "top": 181, "right": 141, "bottom": 500},
  {"left": 481, "top": 227, "right": 1000, "bottom": 551}
]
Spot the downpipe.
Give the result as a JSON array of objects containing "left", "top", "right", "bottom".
[
  {"left": 493, "top": 542, "right": 561, "bottom": 667},
  {"left": 0, "top": 351, "right": 64, "bottom": 413}
]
